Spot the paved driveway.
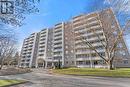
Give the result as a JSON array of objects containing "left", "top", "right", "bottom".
[{"left": 0, "top": 69, "right": 130, "bottom": 87}]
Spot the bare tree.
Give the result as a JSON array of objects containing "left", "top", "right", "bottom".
[
  {"left": 0, "top": 0, "right": 40, "bottom": 68},
  {"left": 12, "top": 52, "right": 20, "bottom": 66},
  {"left": 0, "top": 35, "right": 16, "bottom": 69},
  {"left": 3, "top": 53, "right": 13, "bottom": 66},
  {"left": 3, "top": 51, "right": 19, "bottom": 67},
  {"left": 80, "top": 0, "right": 130, "bottom": 69},
  {"left": 76, "top": 11, "right": 130, "bottom": 69},
  {"left": 0, "top": 0, "right": 40, "bottom": 26},
  {"left": 104, "top": 0, "right": 130, "bottom": 26}
]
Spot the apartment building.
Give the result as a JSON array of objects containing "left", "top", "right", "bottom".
[
  {"left": 36, "top": 29, "right": 48, "bottom": 68},
  {"left": 20, "top": 28, "right": 54, "bottom": 68},
  {"left": 36, "top": 28, "right": 54, "bottom": 68},
  {"left": 73, "top": 9, "right": 130, "bottom": 68},
  {"left": 64, "top": 22, "right": 75, "bottom": 67},
  {"left": 53, "top": 22, "right": 75, "bottom": 67},
  {"left": 53, "top": 22, "right": 64, "bottom": 67},
  {"left": 20, "top": 33, "right": 39, "bottom": 68},
  {"left": 73, "top": 11, "right": 107, "bottom": 68},
  {"left": 99, "top": 9, "right": 130, "bottom": 68},
  {"left": 46, "top": 28, "right": 54, "bottom": 67},
  {"left": 20, "top": 8, "right": 130, "bottom": 68}
]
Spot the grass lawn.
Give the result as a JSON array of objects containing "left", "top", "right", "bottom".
[
  {"left": 0, "top": 80, "right": 26, "bottom": 87},
  {"left": 53, "top": 68, "right": 130, "bottom": 77}
]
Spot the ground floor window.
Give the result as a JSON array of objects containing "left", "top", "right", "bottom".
[{"left": 124, "top": 60, "right": 128, "bottom": 64}]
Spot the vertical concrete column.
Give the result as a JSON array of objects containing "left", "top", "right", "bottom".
[{"left": 45, "top": 61, "right": 48, "bottom": 69}]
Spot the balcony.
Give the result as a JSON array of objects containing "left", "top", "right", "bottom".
[
  {"left": 40, "top": 38, "right": 46, "bottom": 41},
  {"left": 54, "top": 26, "right": 62, "bottom": 31},
  {"left": 87, "top": 20, "right": 99, "bottom": 26},
  {"left": 89, "top": 25, "right": 100, "bottom": 29},
  {"left": 39, "top": 45, "right": 45, "bottom": 48},
  {"left": 40, "top": 31, "right": 46, "bottom": 35},
  {"left": 53, "top": 49, "right": 62, "bottom": 52},
  {"left": 54, "top": 44, "right": 62, "bottom": 48},
  {"left": 73, "top": 20, "right": 84, "bottom": 26},
  {"left": 39, "top": 39, "right": 46, "bottom": 43},
  {"left": 73, "top": 15, "right": 84, "bottom": 21},
  {"left": 53, "top": 54, "right": 62, "bottom": 57},
  {"left": 28, "top": 48, "right": 32, "bottom": 51},
  {"left": 54, "top": 36, "right": 62, "bottom": 40},
  {"left": 54, "top": 30, "right": 62, "bottom": 35},
  {"left": 86, "top": 16, "right": 98, "bottom": 21},
  {"left": 39, "top": 41, "right": 46, "bottom": 44},
  {"left": 82, "top": 30, "right": 103, "bottom": 37},
  {"left": 92, "top": 43, "right": 105, "bottom": 46},
  {"left": 76, "top": 58, "right": 90, "bottom": 61},
  {"left": 54, "top": 39, "right": 62, "bottom": 43},
  {"left": 55, "top": 22, "right": 63, "bottom": 26},
  {"left": 75, "top": 40, "right": 82, "bottom": 44},
  {"left": 54, "top": 34, "right": 62, "bottom": 38},
  {"left": 40, "top": 34, "right": 46, "bottom": 38},
  {"left": 53, "top": 56, "right": 62, "bottom": 60},
  {"left": 38, "top": 53, "right": 44, "bottom": 57},
  {"left": 75, "top": 45, "right": 88, "bottom": 49},
  {"left": 87, "top": 36, "right": 105, "bottom": 41},
  {"left": 39, "top": 50, "right": 45, "bottom": 52},
  {"left": 76, "top": 51, "right": 90, "bottom": 54}
]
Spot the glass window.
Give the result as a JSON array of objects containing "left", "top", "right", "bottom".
[{"left": 124, "top": 60, "right": 128, "bottom": 64}]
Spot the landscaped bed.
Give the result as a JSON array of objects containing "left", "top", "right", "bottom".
[
  {"left": 53, "top": 68, "right": 130, "bottom": 77},
  {"left": 0, "top": 80, "right": 26, "bottom": 87}
]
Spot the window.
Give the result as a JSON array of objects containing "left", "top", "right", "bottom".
[
  {"left": 94, "top": 61, "right": 98, "bottom": 65},
  {"left": 66, "top": 61, "right": 68, "bottom": 64},
  {"left": 99, "top": 52, "right": 105, "bottom": 56},
  {"left": 119, "top": 50, "right": 126, "bottom": 56},
  {"left": 54, "top": 47, "right": 62, "bottom": 50},
  {"left": 54, "top": 56, "right": 62, "bottom": 60},
  {"left": 54, "top": 38, "right": 62, "bottom": 41},
  {"left": 124, "top": 60, "right": 128, "bottom": 64},
  {"left": 21, "top": 63, "right": 24, "bottom": 66},
  {"left": 39, "top": 54, "right": 44, "bottom": 56},
  {"left": 86, "top": 61, "right": 90, "bottom": 65},
  {"left": 39, "top": 50, "right": 44, "bottom": 52},
  {"left": 27, "top": 59, "right": 30, "bottom": 62},
  {"left": 27, "top": 55, "right": 31, "bottom": 58},
  {"left": 54, "top": 42, "right": 62, "bottom": 45},
  {"left": 78, "top": 61, "right": 83, "bottom": 65},
  {"left": 26, "top": 63, "right": 29, "bottom": 66},
  {"left": 22, "top": 56, "right": 26, "bottom": 58},
  {"left": 91, "top": 53, "right": 96, "bottom": 57},
  {"left": 22, "top": 60, "right": 25, "bottom": 62}
]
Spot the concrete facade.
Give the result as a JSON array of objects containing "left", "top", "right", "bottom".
[
  {"left": 20, "top": 9, "right": 130, "bottom": 68},
  {"left": 20, "top": 33, "right": 39, "bottom": 68}
]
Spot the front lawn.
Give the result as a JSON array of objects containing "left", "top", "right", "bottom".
[
  {"left": 0, "top": 80, "right": 26, "bottom": 87},
  {"left": 53, "top": 68, "right": 130, "bottom": 77}
]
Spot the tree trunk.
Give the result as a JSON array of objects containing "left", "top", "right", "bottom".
[
  {"left": 108, "top": 61, "right": 114, "bottom": 70},
  {"left": 0, "top": 58, "right": 4, "bottom": 70},
  {"left": 0, "top": 61, "right": 4, "bottom": 70},
  {"left": 58, "top": 59, "right": 61, "bottom": 69},
  {"left": 109, "top": 63, "right": 113, "bottom": 70}
]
